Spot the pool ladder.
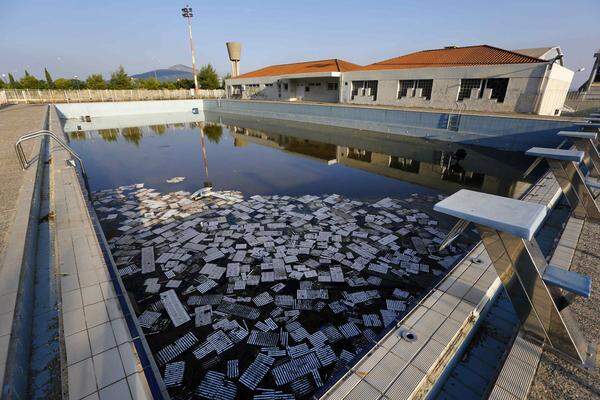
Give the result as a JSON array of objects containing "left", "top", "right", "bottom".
[{"left": 15, "top": 129, "right": 92, "bottom": 200}]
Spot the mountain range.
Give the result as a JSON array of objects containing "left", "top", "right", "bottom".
[{"left": 131, "top": 64, "right": 194, "bottom": 82}]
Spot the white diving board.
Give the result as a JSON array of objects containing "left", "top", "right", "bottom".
[
  {"left": 525, "top": 147, "right": 584, "bottom": 162},
  {"left": 557, "top": 131, "right": 598, "bottom": 140},
  {"left": 543, "top": 265, "right": 591, "bottom": 298},
  {"left": 574, "top": 121, "right": 600, "bottom": 128},
  {"left": 433, "top": 189, "right": 547, "bottom": 240}
]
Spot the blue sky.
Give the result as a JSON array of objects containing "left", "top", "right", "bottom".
[{"left": 1, "top": 0, "right": 598, "bottom": 87}]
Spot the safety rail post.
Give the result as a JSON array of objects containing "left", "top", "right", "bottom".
[{"left": 15, "top": 129, "right": 92, "bottom": 201}]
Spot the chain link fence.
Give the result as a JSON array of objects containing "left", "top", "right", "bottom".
[
  {"left": 0, "top": 88, "right": 225, "bottom": 105},
  {"left": 562, "top": 91, "right": 600, "bottom": 116}
]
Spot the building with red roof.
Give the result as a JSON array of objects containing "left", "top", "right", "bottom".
[{"left": 226, "top": 45, "right": 573, "bottom": 115}]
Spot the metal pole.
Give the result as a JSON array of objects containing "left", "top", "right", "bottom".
[
  {"left": 188, "top": 16, "right": 198, "bottom": 94},
  {"left": 182, "top": 6, "right": 199, "bottom": 94}
]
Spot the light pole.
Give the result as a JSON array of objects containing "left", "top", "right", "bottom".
[{"left": 181, "top": 5, "right": 199, "bottom": 94}]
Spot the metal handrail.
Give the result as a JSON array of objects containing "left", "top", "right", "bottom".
[
  {"left": 15, "top": 129, "right": 92, "bottom": 199},
  {"left": 15, "top": 130, "right": 85, "bottom": 173}
]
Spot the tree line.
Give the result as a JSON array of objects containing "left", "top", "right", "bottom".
[{"left": 0, "top": 65, "right": 229, "bottom": 90}]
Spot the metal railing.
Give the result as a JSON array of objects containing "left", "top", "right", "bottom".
[{"left": 15, "top": 129, "right": 92, "bottom": 199}]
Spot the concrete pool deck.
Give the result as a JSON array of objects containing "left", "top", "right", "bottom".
[
  {"left": 49, "top": 107, "right": 162, "bottom": 399},
  {"left": 0, "top": 102, "right": 597, "bottom": 399},
  {"left": 0, "top": 105, "right": 161, "bottom": 399},
  {"left": 0, "top": 104, "right": 47, "bottom": 256},
  {"left": 0, "top": 104, "right": 48, "bottom": 396}
]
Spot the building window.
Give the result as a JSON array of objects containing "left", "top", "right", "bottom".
[
  {"left": 305, "top": 86, "right": 310, "bottom": 92},
  {"left": 457, "top": 79, "right": 482, "bottom": 101},
  {"left": 458, "top": 78, "right": 509, "bottom": 103},
  {"left": 397, "top": 80, "right": 433, "bottom": 100},
  {"left": 398, "top": 80, "right": 415, "bottom": 98},
  {"left": 416, "top": 80, "right": 433, "bottom": 100},
  {"left": 265, "top": 83, "right": 273, "bottom": 87},
  {"left": 246, "top": 84, "right": 259, "bottom": 88},
  {"left": 327, "top": 82, "right": 338, "bottom": 91},
  {"left": 351, "top": 81, "right": 378, "bottom": 100},
  {"left": 231, "top": 85, "right": 242, "bottom": 95},
  {"left": 284, "top": 83, "right": 289, "bottom": 91},
  {"left": 485, "top": 78, "right": 509, "bottom": 103}
]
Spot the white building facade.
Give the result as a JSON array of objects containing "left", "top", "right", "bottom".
[
  {"left": 341, "top": 62, "right": 573, "bottom": 115},
  {"left": 226, "top": 45, "right": 574, "bottom": 116}
]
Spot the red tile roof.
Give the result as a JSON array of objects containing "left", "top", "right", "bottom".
[
  {"left": 359, "top": 45, "right": 545, "bottom": 71},
  {"left": 231, "top": 59, "right": 361, "bottom": 80}
]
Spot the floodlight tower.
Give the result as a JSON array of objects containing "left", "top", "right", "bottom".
[{"left": 181, "top": 5, "right": 199, "bottom": 93}]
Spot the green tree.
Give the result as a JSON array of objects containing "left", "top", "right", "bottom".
[
  {"left": 54, "top": 78, "right": 73, "bottom": 90},
  {"left": 161, "top": 81, "right": 178, "bottom": 90},
  {"left": 86, "top": 74, "right": 106, "bottom": 89},
  {"left": 0, "top": 79, "right": 4, "bottom": 89},
  {"left": 197, "top": 64, "right": 220, "bottom": 89},
  {"left": 19, "top": 74, "right": 41, "bottom": 89},
  {"left": 44, "top": 68, "right": 54, "bottom": 88},
  {"left": 175, "top": 79, "right": 195, "bottom": 89},
  {"left": 70, "top": 78, "right": 86, "bottom": 89},
  {"left": 8, "top": 73, "right": 18, "bottom": 89},
  {"left": 109, "top": 66, "right": 132, "bottom": 89},
  {"left": 140, "top": 77, "right": 161, "bottom": 90}
]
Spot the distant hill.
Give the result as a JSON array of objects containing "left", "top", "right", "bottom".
[{"left": 132, "top": 64, "right": 194, "bottom": 82}]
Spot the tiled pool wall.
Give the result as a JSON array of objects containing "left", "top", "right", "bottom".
[{"left": 55, "top": 99, "right": 576, "bottom": 150}]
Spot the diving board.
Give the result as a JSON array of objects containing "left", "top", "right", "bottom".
[
  {"left": 526, "top": 147, "right": 600, "bottom": 220},
  {"left": 435, "top": 189, "right": 592, "bottom": 364},
  {"left": 557, "top": 131, "right": 600, "bottom": 179}
]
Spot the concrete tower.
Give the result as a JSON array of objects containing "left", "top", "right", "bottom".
[{"left": 226, "top": 42, "right": 242, "bottom": 77}]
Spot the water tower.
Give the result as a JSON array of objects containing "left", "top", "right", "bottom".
[{"left": 226, "top": 42, "right": 242, "bottom": 77}]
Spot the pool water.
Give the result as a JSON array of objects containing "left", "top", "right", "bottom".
[
  {"left": 65, "top": 112, "right": 536, "bottom": 201},
  {"left": 63, "top": 112, "right": 538, "bottom": 399}
]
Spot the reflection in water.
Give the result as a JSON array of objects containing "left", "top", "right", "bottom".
[
  {"left": 221, "top": 118, "right": 534, "bottom": 199},
  {"left": 389, "top": 156, "right": 420, "bottom": 174},
  {"left": 69, "top": 130, "right": 87, "bottom": 141},
  {"left": 98, "top": 128, "right": 119, "bottom": 143},
  {"left": 202, "top": 123, "right": 223, "bottom": 144},
  {"left": 197, "top": 122, "right": 212, "bottom": 188},
  {"left": 149, "top": 124, "right": 167, "bottom": 135},
  {"left": 66, "top": 113, "right": 537, "bottom": 199},
  {"left": 121, "top": 127, "right": 143, "bottom": 146}
]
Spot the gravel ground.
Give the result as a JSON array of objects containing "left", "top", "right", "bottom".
[{"left": 529, "top": 218, "right": 600, "bottom": 400}]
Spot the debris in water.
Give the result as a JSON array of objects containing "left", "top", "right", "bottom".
[{"left": 92, "top": 183, "right": 469, "bottom": 399}]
